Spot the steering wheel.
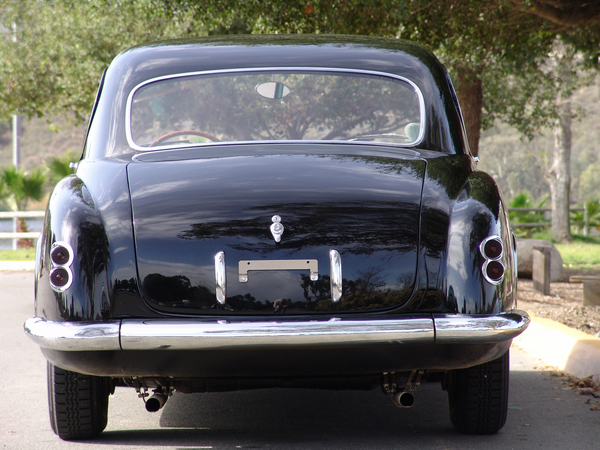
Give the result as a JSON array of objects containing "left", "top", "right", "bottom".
[{"left": 149, "top": 130, "right": 220, "bottom": 147}]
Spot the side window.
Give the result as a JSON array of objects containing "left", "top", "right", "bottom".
[
  {"left": 444, "top": 68, "right": 472, "bottom": 157},
  {"left": 82, "top": 69, "right": 107, "bottom": 159}
]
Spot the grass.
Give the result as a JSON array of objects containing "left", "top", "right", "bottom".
[
  {"left": 555, "top": 241, "right": 600, "bottom": 269},
  {"left": 530, "top": 232, "right": 600, "bottom": 269},
  {"left": 0, "top": 249, "right": 36, "bottom": 261}
]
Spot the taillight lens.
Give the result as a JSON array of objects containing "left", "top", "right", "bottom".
[
  {"left": 483, "top": 239, "right": 502, "bottom": 260},
  {"left": 51, "top": 245, "right": 71, "bottom": 266},
  {"left": 49, "top": 242, "right": 74, "bottom": 292},
  {"left": 481, "top": 237, "right": 503, "bottom": 260},
  {"left": 480, "top": 236, "right": 505, "bottom": 285},
  {"left": 50, "top": 267, "right": 72, "bottom": 291},
  {"left": 485, "top": 260, "right": 505, "bottom": 282}
]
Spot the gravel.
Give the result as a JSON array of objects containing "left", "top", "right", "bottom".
[{"left": 517, "top": 270, "right": 600, "bottom": 337}]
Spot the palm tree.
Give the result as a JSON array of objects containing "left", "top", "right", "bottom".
[
  {"left": 571, "top": 199, "right": 600, "bottom": 235},
  {"left": 508, "top": 192, "right": 549, "bottom": 238},
  {"left": 1, "top": 167, "right": 48, "bottom": 248},
  {"left": 0, "top": 177, "right": 10, "bottom": 206},
  {"left": 46, "top": 151, "right": 77, "bottom": 187}
]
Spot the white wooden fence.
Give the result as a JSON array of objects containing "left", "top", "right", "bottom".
[{"left": 0, "top": 211, "right": 44, "bottom": 245}]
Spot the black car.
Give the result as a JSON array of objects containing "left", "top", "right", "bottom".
[{"left": 25, "top": 35, "right": 529, "bottom": 439}]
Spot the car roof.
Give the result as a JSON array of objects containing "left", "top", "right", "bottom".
[
  {"left": 87, "top": 35, "right": 470, "bottom": 158},
  {"left": 120, "top": 35, "right": 439, "bottom": 80}
]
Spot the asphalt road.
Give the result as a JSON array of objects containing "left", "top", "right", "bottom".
[{"left": 2, "top": 270, "right": 599, "bottom": 449}]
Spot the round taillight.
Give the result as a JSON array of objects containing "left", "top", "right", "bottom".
[
  {"left": 51, "top": 245, "right": 71, "bottom": 266},
  {"left": 482, "top": 238, "right": 503, "bottom": 260},
  {"left": 51, "top": 242, "right": 73, "bottom": 267},
  {"left": 50, "top": 267, "right": 71, "bottom": 290},
  {"left": 485, "top": 260, "right": 505, "bottom": 282}
]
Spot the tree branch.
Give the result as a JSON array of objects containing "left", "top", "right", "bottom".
[{"left": 515, "top": 0, "right": 600, "bottom": 27}]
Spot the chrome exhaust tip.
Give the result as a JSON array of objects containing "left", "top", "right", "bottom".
[
  {"left": 146, "top": 393, "right": 168, "bottom": 412},
  {"left": 392, "top": 391, "right": 415, "bottom": 408}
]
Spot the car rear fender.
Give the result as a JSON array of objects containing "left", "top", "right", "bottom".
[
  {"left": 35, "top": 156, "right": 142, "bottom": 323},
  {"left": 35, "top": 175, "right": 110, "bottom": 321},
  {"left": 443, "top": 171, "right": 516, "bottom": 314}
]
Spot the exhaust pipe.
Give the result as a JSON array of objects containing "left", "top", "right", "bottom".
[
  {"left": 146, "top": 393, "right": 168, "bottom": 412},
  {"left": 392, "top": 391, "right": 415, "bottom": 408},
  {"left": 382, "top": 370, "right": 422, "bottom": 409}
]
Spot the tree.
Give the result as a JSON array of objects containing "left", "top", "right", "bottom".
[
  {"left": 546, "top": 44, "right": 595, "bottom": 242},
  {"left": 46, "top": 151, "right": 78, "bottom": 187},
  {"left": 3, "top": 1, "right": 599, "bottom": 243},
  {"left": 0, "top": 0, "right": 197, "bottom": 123},
  {"left": 153, "top": 0, "right": 599, "bottom": 243},
  {"left": 394, "top": 1, "right": 561, "bottom": 156},
  {"left": 153, "top": 0, "right": 564, "bottom": 156},
  {"left": 516, "top": 1, "right": 600, "bottom": 29},
  {"left": 506, "top": 0, "right": 600, "bottom": 241},
  {"left": 508, "top": 191, "right": 548, "bottom": 238},
  {"left": 0, "top": 166, "right": 47, "bottom": 248},
  {"left": 4, "top": 1, "right": 598, "bottom": 152},
  {"left": 487, "top": 41, "right": 595, "bottom": 242}
]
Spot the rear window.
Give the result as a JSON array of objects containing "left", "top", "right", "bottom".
[{"left": 127, "top": 69, "right": 424, "bottom": 150}]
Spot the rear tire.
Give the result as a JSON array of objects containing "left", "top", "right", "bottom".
[
  {"left": 447, "top": 351, "right": 509, "bottom": 435},
  {"left": 47, "top": 362, "right": 110, "bottom": 440}
]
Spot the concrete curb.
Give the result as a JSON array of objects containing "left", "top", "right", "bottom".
[
  {"left": 513, "top": 314, "right": 600, "bottom": 380},
  {"left": 0, "top": 261, "right": 35, "bottom": 271}
]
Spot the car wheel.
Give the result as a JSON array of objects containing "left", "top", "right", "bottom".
[
  {"left": 446, "top": 350, "right": 509, "bottom": 435},
  {"left": 47, "top": 362, "right": 111, "bottom": 440}
]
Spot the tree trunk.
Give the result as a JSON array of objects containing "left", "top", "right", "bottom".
[
  {"left": 16, "top": 216, "right": 34, "bottom": 249},
  {"left": 548, "top": 101, "right": 573, "bottom": 243},
  {"left": 454, "top": 66, "right": 484, "bottom": 157}
]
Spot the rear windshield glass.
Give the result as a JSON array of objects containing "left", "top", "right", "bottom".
[{"left": 128, "top": 70, "right": 423, "bottom": 150}]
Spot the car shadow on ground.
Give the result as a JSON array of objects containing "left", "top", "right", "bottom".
[
  {"left": 89, "top": 383, "right": 458, "bottom": 448},
  {"left": 86, "top": 367, "right": 600, "bottom": 449}
]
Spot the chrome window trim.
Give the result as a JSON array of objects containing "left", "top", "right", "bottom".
[{"left": 125, "top": 67, "right": 427, "bottom": 152}]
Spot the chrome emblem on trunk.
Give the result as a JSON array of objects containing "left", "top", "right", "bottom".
[{"left": 270, "top": 215, "right": 284, "bottom": 243}]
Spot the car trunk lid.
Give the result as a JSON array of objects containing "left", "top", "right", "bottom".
[{"left": 127, "top": 151, "right": 425, "bottom": 315}]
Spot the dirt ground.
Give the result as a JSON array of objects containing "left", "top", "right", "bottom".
[{"left": 517, "top": 269, "right": 600, "bottom": 337}]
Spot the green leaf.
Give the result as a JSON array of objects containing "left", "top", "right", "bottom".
[
  {"left": 46, "top": 151, "right": 77, "bottom": 186},
  {"left": 0, "top": 166, "right": 47, "bottom": 211}
]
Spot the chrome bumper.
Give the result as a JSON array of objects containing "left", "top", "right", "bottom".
[{"left": 24, "top": 310, "right": 529, "bottom": 352}]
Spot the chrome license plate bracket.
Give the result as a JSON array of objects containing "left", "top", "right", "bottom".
[{"left": 238, "top": 259, "right": 318, "bottom": 283}]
